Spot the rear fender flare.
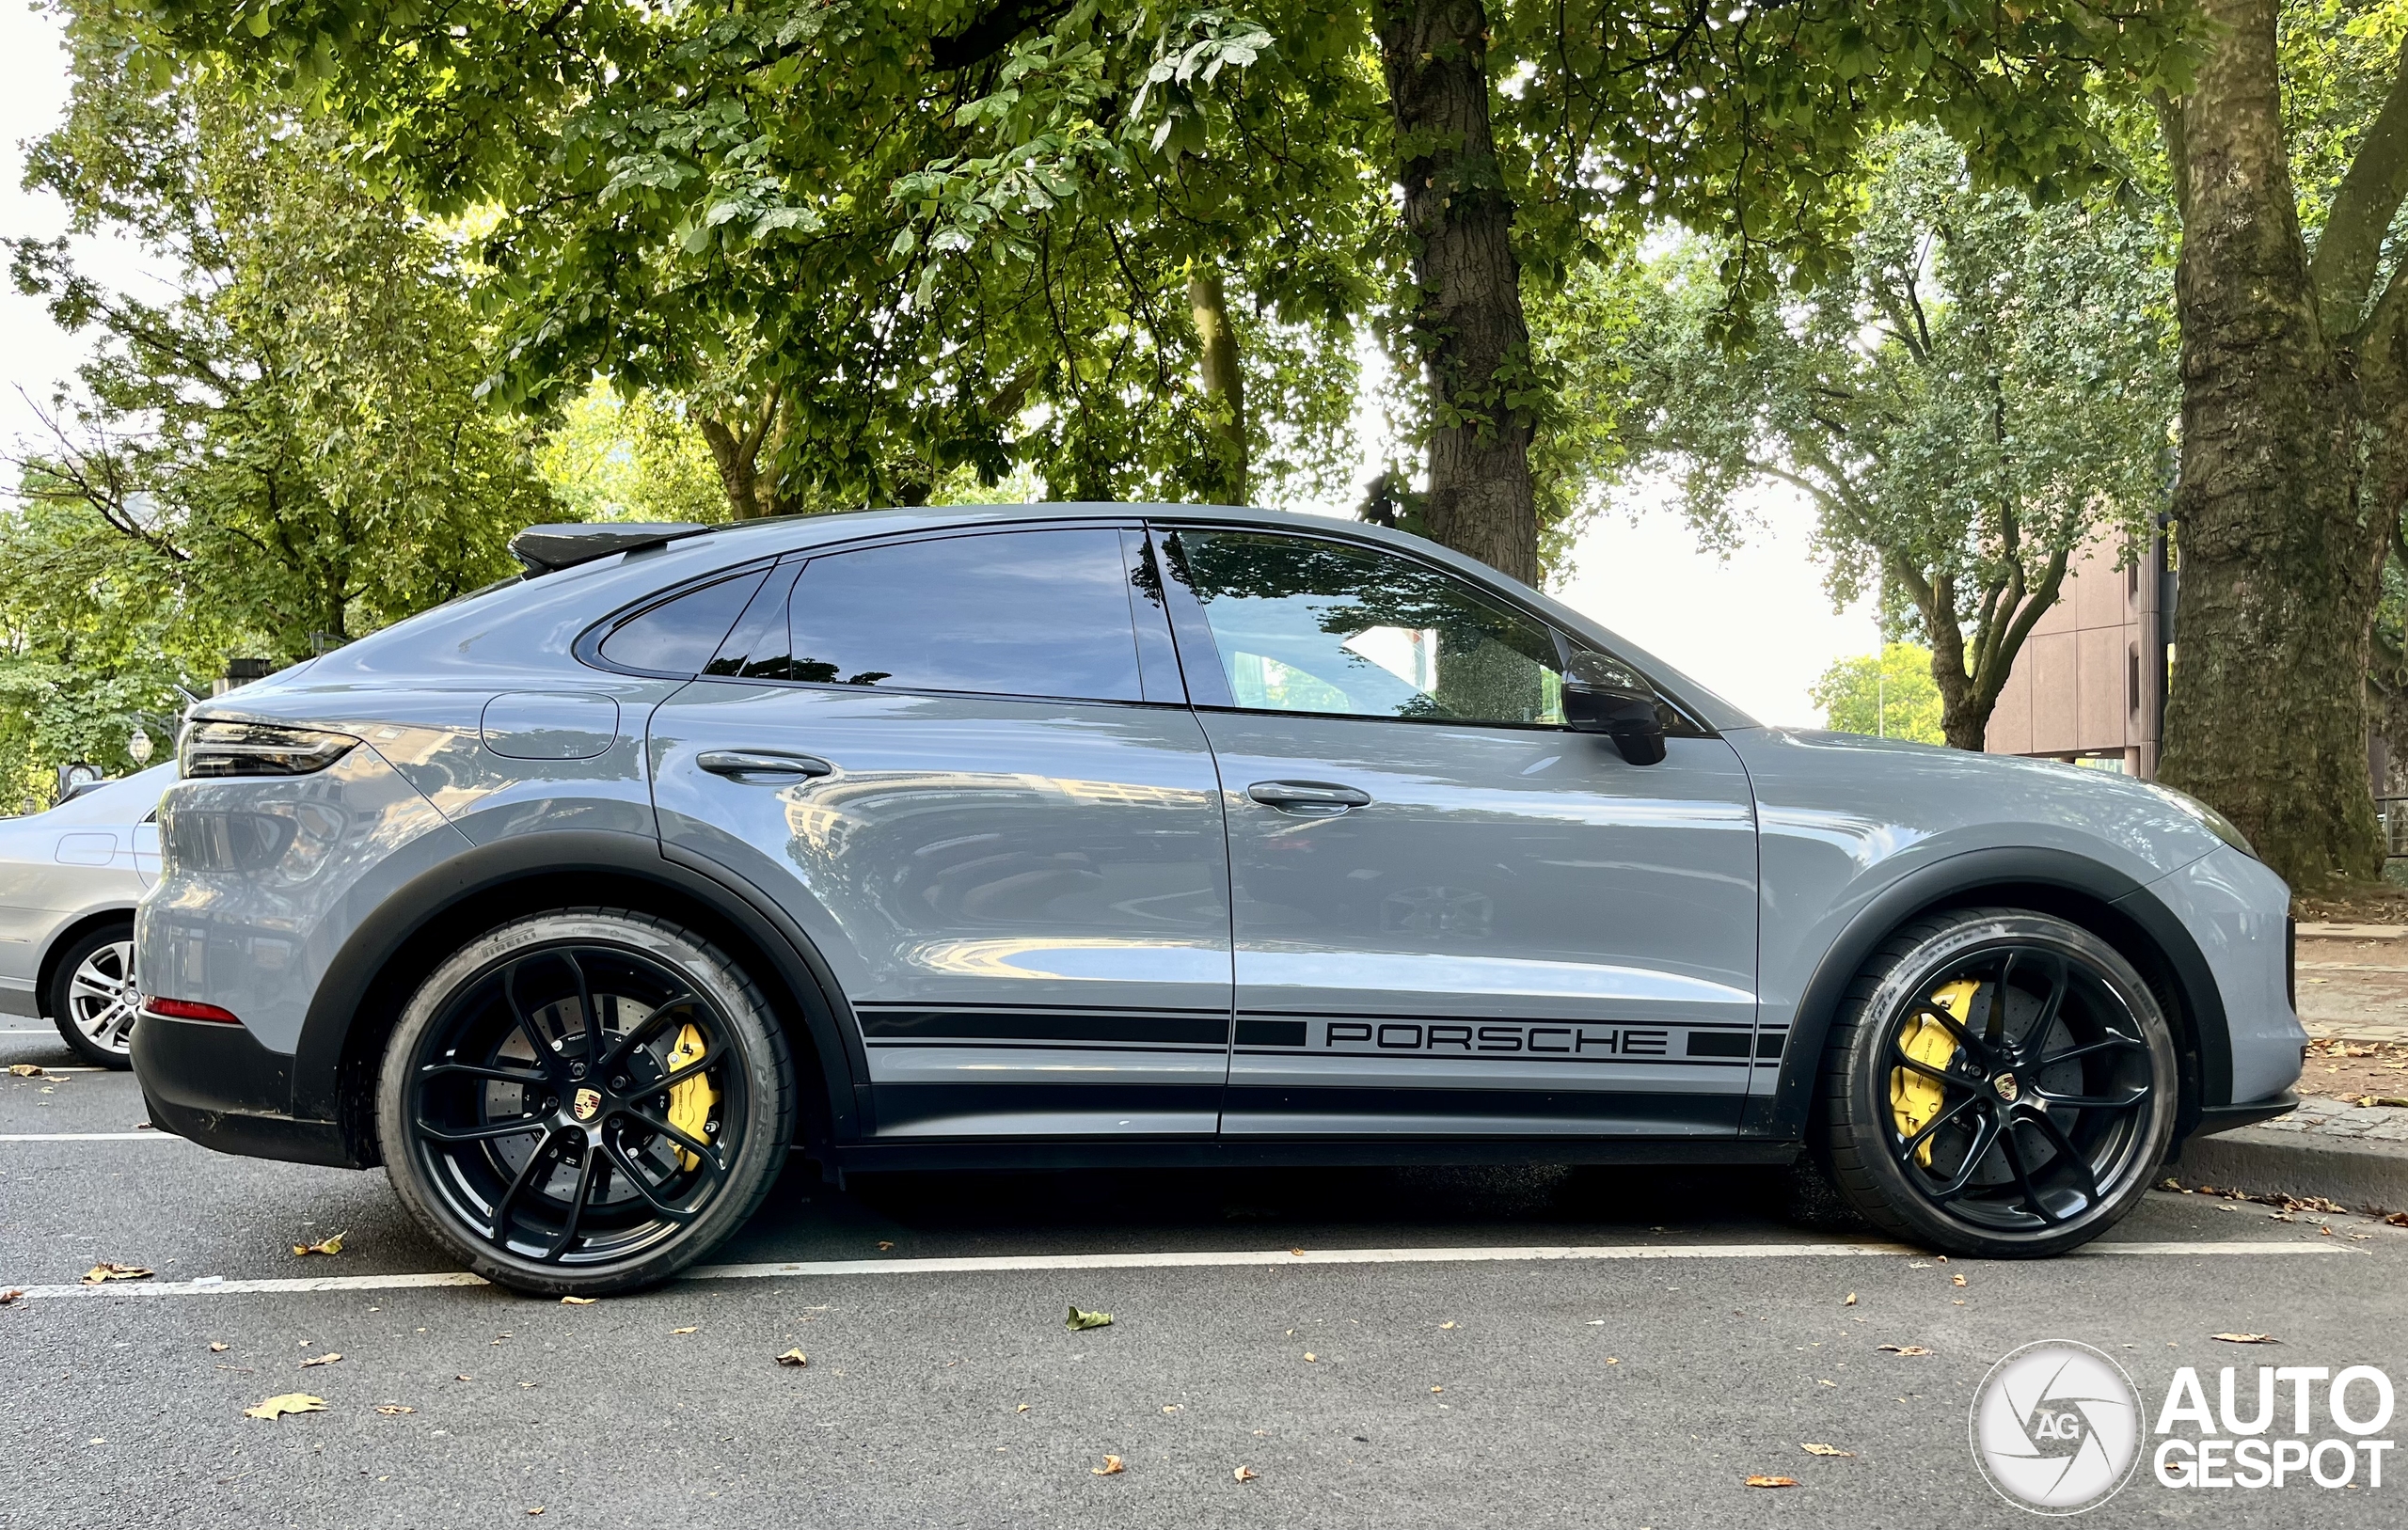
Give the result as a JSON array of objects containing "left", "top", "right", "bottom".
[{"left": 292, "top": 829, "right": 868, "bottom": 1163}]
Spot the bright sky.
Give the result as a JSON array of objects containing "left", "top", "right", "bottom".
[{"left": 0, "top": 3, "right": 1872, "bottom": 727}]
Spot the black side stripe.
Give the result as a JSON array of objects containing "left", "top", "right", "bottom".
[{"left": 856, "top": 1008, "right": 1228, "bottom": 1046}]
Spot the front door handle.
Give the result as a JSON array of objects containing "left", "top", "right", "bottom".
[
  {"left": 1246, "top": 781, "right": 1372, "bottom": 815},
  {"left": 697, "top": 749, "right": 832, "bottom": 782}
]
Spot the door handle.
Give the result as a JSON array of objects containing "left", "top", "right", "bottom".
[
  {"left": 697, "top": 749, "right": 833, "bottom": 782},
  {"left": 1246, "top": 781, "right": 1372, "bottom": 815}
]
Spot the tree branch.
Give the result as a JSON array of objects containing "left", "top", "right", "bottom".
[{"left": 2311, "top": 37, "right": 2408, "bottom": 336}]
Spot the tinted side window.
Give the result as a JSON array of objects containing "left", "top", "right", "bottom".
[
  {"left": 598, "top": 569, "right": 770, "bottom": 675},
  {"left": 1172, "top": 529, "right": 1563, "bottom": 725},
  {"left": 785, "top": 529, "right": 1143, "bottom": 702}
]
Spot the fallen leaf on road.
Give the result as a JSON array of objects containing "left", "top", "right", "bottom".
[
  {"left": 1290, "top": 1249, "right": 1306, "bottom": 1257},
  {"left": 1303, "top": 1352, "right": 1317, "bottom": 1363},
  {"left": 1878, "top": 1345, "right": 1932, "bottom": 1356},
  {"left": 1234, "top": 1466, "right": 1258, "bottom": 1482},
  {"left": 299, "top": 1352, "right": 341, "bottom": 1368},
  {"left": 1816, "top": 1379, "right": 1837, "bottom": 1388},
  {"left": 1067, "top": 1306, "right": 1113, "bottom": 1331},
  {"left": 1016, "top": 1403, "right": 1029, "bottom": 1413},
  {"left": 1430, "top": 1386, "right": 1443, "bottom": 1394},
  {"left": 1163, "top": 1404, "right": 1180, "bottom": 1413},
  {"left": 0, "top": 1288, "right": 22, "bottom": 1305},
  {"left": 877, "top": 1241, "right": 895, "bottom": 1251},
  {"left": 527, "top": 1509, "right": 545, "bottom": 1518},
  {"left": 1091, "top": 1456, "right": 1124, "bottom": 1476},
  {"left": 2212, "top": 1333, "right": 2280, "bottom": 1345},
  {"left": 560, "top": 1297, "right": 596, "bottom": 1305},
  {"left": 2355, "top": 1096, "right": 2408, "bottom": 1108},
  {"left": 1801, "top": 1443, "right": 1855, "bottom": 1457},
  {"left": 243, "top": 1394, "right": 326, "bottom": 1420},
  {"left": 775, "top": 1349, "right": 808, "bottom": 1367},
  {"left": 208, "top": 1342, "right": 229, "bottom": 1353},
  {"left": 1843, "top": 1292, "right": 1857, "bottom": 1306},
  {"left": 81, "top": 1263, "right": 151, "bottom": 1284},
  {"left": 1439, "top": 1320, "right": 1456, "bottom": 1330},
  {"left": 1745, "top": 1475, "right": 1799, "bottom": 1489},
  {"left": 292, "top": 1232, "right": 346, "bottom": 1257},
  {"left": 1604, "top": 1357, "right": 1620, "bottom": 1364},
  {"left": 672, "top": 1327, "right": 698, "bottom": 1335},
  {"left": 2387, "top": 1212, "right": 2408, "bottom": 1227},
  {"left": 8, "top": 1064, "right": 42, "bottom": 1076},
  {"left": 455, "top": 1375, "right": 473, "bottom": 1381},
  {"left": 1951, "top": 1273, "right": 1967, "bottom": 1287},
  {"left": 374, "top": 1406, "right": 415, "bottom": 1415}
]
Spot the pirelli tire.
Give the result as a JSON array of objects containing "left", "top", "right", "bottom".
[
  {"left": 1813, "top": 907, "right": 2178, "bottom": 1259},
  {"left": 376, "top": 907, "right": 795, "bottom": 1297}
]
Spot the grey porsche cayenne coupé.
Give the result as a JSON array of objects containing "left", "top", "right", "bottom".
[{"left": 130, "top": 504, "right": 2305, "bottom": 1294}]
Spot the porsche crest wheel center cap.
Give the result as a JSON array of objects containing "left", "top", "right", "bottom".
[
  {"left": 1992, "top": 1072, "right": 2020, "bottom": 1103},
  {"left": 572, "top": 1087, "right": 602, "bottom": 1121}
]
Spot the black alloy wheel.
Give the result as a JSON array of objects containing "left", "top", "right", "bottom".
[
  {"left": 1817, "top": 909, "right": 2178, "bottom": 1257},
  {"left": 378, "top": 910, "right": 793, "bottom": 1295}
]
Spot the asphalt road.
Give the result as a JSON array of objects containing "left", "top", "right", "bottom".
[{"left": 5, "top": 1023, "right": 2405, "bottom": 1530}]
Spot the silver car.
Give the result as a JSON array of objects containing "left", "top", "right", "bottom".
[
  {"left": 0, "top": 764, "right": 173, "bottom": 1066},
  {"left": 128, "top": 505, "right": 2305, "bottom": 1295}
]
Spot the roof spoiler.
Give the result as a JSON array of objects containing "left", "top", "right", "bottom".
[{"left": 509, "top": 522, "right": 712, "bottom": 575}]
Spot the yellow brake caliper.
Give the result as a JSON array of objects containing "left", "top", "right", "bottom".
[
  {"left": 1891, "top": 979, "right": 1977, "bottom": 1167},
  {"left": 662, "top": 1021, "right": 719, "bottom": 1172}
]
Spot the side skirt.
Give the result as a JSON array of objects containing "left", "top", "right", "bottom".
[{"left": 824, "top": 1136, "right": 1803, "bottom": 1175}]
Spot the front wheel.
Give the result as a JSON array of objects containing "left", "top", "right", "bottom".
[
  {"left": 1815, "top": 908, "right": 2178, "bottom": 1258},
  {"left": 376, "top": 908, "right": 795, "bottom": 1296}
]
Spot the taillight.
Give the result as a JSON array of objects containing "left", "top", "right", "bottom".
[
  {"left": 143, "top": 997, "right": 242, "bottom": 1024},
  {"left": 179, "top": 719, "right": 357, "bottom": 779}
]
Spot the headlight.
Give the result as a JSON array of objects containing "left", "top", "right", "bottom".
[
  {"left": 179, "top": 719, "right": 358, "bottom": 779},
  {"left": 2145, "top": 781, "right": 2258, "bottom": 860}
]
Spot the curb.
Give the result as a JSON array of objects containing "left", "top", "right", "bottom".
[{"left": 2174, "top": 1124, "right": 2408, "bottom": 1211}]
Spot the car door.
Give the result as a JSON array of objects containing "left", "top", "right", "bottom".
[
  {"left": 648, "top": 523, "right": 1234, "bottom": 1140},
  {"left": 1149, "top": 524, "right": 1762, "bottom": 1138}
]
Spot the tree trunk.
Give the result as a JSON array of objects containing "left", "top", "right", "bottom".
[
  {"left": 1376, "top": 0, "right": 1537, "bottom": 585},
  {"left": 2160, "top": 0, "right": 2388, "bottom": 889},
  {"left": 1187, "top": 264, "right": 1249, "bottom": 504},
  {"left": 696, "top": 390, "right": 784, "bottom": 520}
]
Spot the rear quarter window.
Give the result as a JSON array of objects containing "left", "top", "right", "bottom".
[{"left": 597, "top": 569, "right": 770, "bottom": 675}]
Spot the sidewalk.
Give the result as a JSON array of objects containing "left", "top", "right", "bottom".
[{"left": 2173, "top": 923, "right": 2408, "bottom": 1208}]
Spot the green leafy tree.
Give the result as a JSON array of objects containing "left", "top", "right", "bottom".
[
  {"left": 130, "top": 0, "right": 2194, "bottom": 582},
  {"left": 0, "top": 9, "right": 555, "bottom": 797},
  {"left": 1577, "top": 128, "right": 2178, "bottom": 751},
  {"left": 1811, "top": 642, "right": 1949, "bottom": 745}
]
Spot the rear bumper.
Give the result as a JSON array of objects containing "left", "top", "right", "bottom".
[
  {"left": 2189, "top": 1089, "right": 2300, "bottom": 1140},
  {"left": 129, "top": 1011, "right": 357, "bottom": 1169}
]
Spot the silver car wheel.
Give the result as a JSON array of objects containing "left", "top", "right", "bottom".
[{"left": 67, "top": 939, "right": 140, "bottom": 1054}]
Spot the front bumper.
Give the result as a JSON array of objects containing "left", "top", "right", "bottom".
[
  {"left": 129, "top": 1011, "right": 356, "bottom": 1169},
  {"left": 2189, "top": 1089, "right": 2301, "bottom": 1139}
]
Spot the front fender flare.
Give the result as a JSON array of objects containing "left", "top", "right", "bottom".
[{"left": 1756, "top": 846, "right": 2226, "bottom": 1142}]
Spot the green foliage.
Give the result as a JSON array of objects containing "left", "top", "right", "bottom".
[
  {"left": 1810, "top": 642, "right": 1947, "bottom": 745},
  {"left": 536, "top": 384, "right": 737, "bottom": 525},
  {"left": 1583, "top": 126, "right": 2178, "bottom": 742},
  {"left": 0, "top": 7, "right": 555, "bottom": 798},
  {"left": 122, "top": 0, "right": 2194, "bottom": 553}
]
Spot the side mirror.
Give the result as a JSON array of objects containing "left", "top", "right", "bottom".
[{"left": 1564, "top": 675, "right": 1668, "bottom": 765}]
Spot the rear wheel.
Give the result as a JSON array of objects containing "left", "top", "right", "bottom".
[
  {"left": 48, "top": 923, "right": 138, "bottom": 1068},
  {"left": 376, "top": 909, "right": 795, "bottom": 1296},
  {"left": 1815, "top": 908, "right": 2178, "bottom": 1258}
]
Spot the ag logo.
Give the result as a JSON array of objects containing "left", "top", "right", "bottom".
[
  {"left": 1971, "top": 1340, "right": 2143, "bottom": 1514},
  {"left": 571, "top": 1087, "right": 601, "bottom": 1122}
]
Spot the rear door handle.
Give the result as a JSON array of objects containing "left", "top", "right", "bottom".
[
  {"left": 1246, "top": 781, "right": 1372, "bottom": 815},
  {"left": 697, "top": 749, "right": 833, "bottom": 781}
]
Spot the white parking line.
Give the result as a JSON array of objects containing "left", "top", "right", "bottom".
[
  {"left": 0, "top": 1237, "right": 2353, "bottom": 1302},
  {"left": 0, "top": 1131, "right": 181, "bottom": 1142}
]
